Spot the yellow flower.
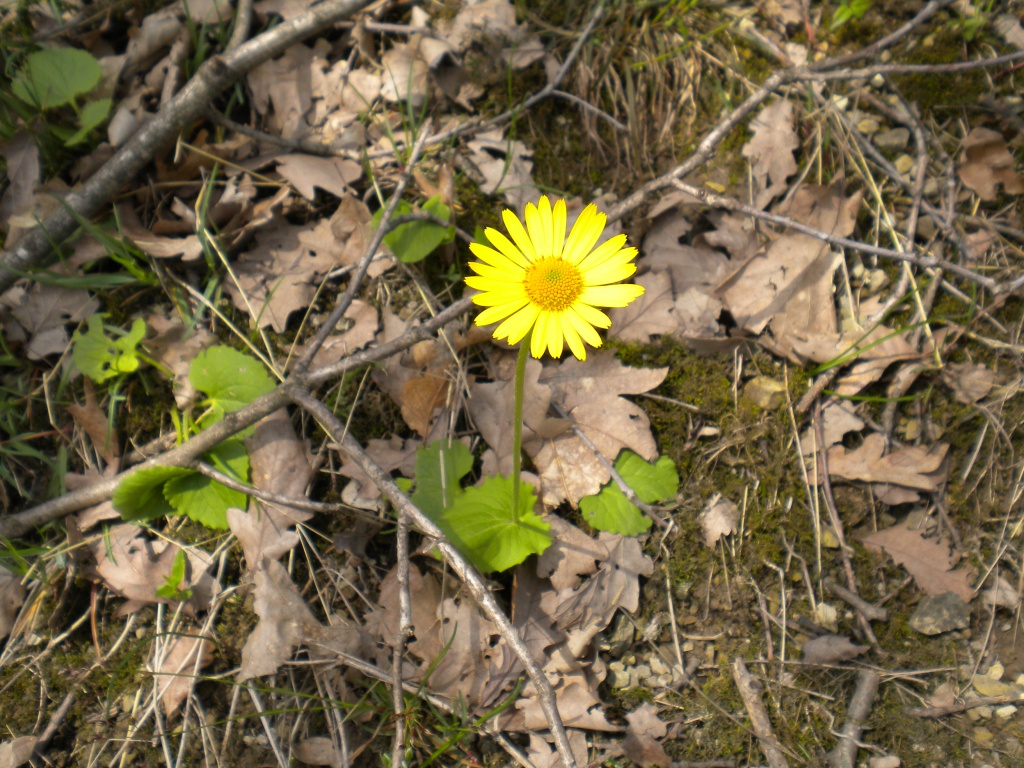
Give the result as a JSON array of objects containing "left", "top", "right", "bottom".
[{"left": 465, "top": 196, "right": 644, "bottom": 360}]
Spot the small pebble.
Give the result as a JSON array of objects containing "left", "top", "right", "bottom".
[
  {"left": 894, "top": 154, "right": 915, "bottom": 175},
  {"left": 995, "top": 704, "right": 1017, "bottom": 719},
  {"left": 857, "top": 118, "right": 880, "bottom": 135}
]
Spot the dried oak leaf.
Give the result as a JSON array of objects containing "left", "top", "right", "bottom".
[
  {"left": 0, "top": 283, "right": 98, "bottom": 360},
  {"left": 466, "top": 128, "right": 539, "bottom": 213},
  {"left": 151, "top": 629, "right": 215, "bottom": 715},
  {"left": 0, "top": 133, "right": 40, "bottom": 236},
  {"left": 622, "top": 703, "right": 672, "bottom": 768},
  {"left": 115, "top": 202, "right": 204, "bottom": 262},
  {"left": 247, "top": 42, "right": 314, "bottom": 139},
  {"left": 0, "top": 736, "right": 37, "bottom": 768},
  {"left": 826, "top": 433, "right": 948, "bottom": 491},
  {"left": 337, "top": 435, "right": 420, "bottom": 508},
  {"left": 88, "top": 524, "right": 219, "bottom": 616},
  {"left": 958, "top": 127, "right": 1024, "bottom": 201},
  {"left": 801, "top": 634, "right": 868, "bottom": 665},
  {"left": 238, "top": 558, "right": 320, "bottom": 680},
  {"left": 525, "top": 730, "right": 589, "bottom": 768},
  {"left": 275, "top": 154, "right": 362, "bottom": 200},
  {"left": 742, "top": 99, "right": 799, "bottom": 208},
  {"left": 288, "top": 299, "right": 378, "bottom": 371},
  {"left": 608, "top": 270, "right": 678, "bottom": 343},
  {"left": 698, "top": 494, "right": 739, "bottom": 548},
  {"left": 66, "top": 379, "right": 120, "bottom": 467},
  {"left": 943, "top": 361, "right": 994, "bottom": 404},
  {"left": 859, "top": 522, "right": 975, "bottom": 602},
  {"left": 380, "top": 42, "right": 430, "bottom": 107},
  {"left": 0, "top": 565, "right": 26, "bottom": 642},
  {"left": 145, "top": 313, "right": 217, "bottom": 408},
  {"left": 533, "top": 352, "right": 667, "bottom": 507}
]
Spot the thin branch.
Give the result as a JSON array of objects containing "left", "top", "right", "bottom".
[
  {"left": 829, "top": 670, "right": 881, "bottom": 768},
  {"left": 289, "top": 387, "right": 579, "bottom": 768},
  {"left": 731, "top": 657, "right": 789, "bottom": 768}
]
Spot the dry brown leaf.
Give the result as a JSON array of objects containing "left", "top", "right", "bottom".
[
  {"left": 275, "top": 154, "right": 362, "bottom": 200},
  {"left": 801, "top": 634, "right": 868, "bottom": 665},
  {"left": 958, "top": 127, "right": 1024, "bottom": 201},
  {"left": 151, "top": 629, "right": 215, "bottom": 715},
  {"left": 533, "top": 352, "right": 667, "bottom": 507},
  {"left": 380, "top": 42, "right": 429, "bottom": 107},
  {"left": 0, "top": 736, "right": 37, "bottom": 768},
  {"left": 145, "top": 313, "right": 216, "bottom": 408},
  {"left": 468, "top": 357, "right": 569, "bottom": 476},
  {"left": 247, "top": 43, "right": 314, "bottom": 138},
  {"left": 698, "top": 494, "right": 739, "bottom": 548},
  {"left": 67, "top": 379, "right": 119, "bottom": 467},
  {"left": 800, "top": 401, "right": 865, "bottom": 457},
  {"left": 701, "top": 210, "right": 760, "bottom": 262},
  {"left": 608, "top": 270, "right": 678, "bottom": 343},
  {"left": 826, "top": 433, "right": 948, "bottom": 491},
  {"left": 743, "top": 99, "right": 799, "bottom": 208},
  {"left": 466, "top": 128, "right": 539, "bottom": 212},
  {"left": 0, "top": 133, "right": 40, "bottom": 236},
  {"left": 525, "top": 730, "right": 589, "bottom": 768},
  {"left": 0, "top": 565, "right": 26, "bottom": 642},
  {"left": 238, "top": 558, "right": 319, "bottom": 680},
  {"left": 437, "top": 0, "right": 544, "bottom": 68},
  {"left": 641, "top": 210, "right": 729, "bottom": 293},
  {"left": 536, "top": 517, "right": 608, "bottom": 592},
  {"left": 116, "top": 202, "right": 204, "bottom": 261},
  {"left": 88, "top": 524, "right": 219, "bottom": 616},
  {"left": 859, "top": 522, "right": 975, "bottom": 602},
  {"left": 943, "top": 361, "right": 994, "bottom": 404},
  {"left": 338, "top": 435, "right": 419, "bottom": 508},
  {"left": 0, "top": 283, "right": 99, "bottom": 359},
  {"left": 623, "top": 703, "right": 672, "bottom": 768},
  {"left": 983, "top": 575, "right": 1019, "bottom": 608},
  {"left": 289, "top": 299, "right": 378, "bottom": 371},
  {"left": 996, "top": 14, "right": 1024, "bottom": 49},
  {"left": 293, "top": 737, "right": 342, "bottom": 767}
]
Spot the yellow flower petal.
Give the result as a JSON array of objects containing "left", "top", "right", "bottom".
[
  {"left": 525, "top": 199, "right": 550, "bottom": 258},
  {"left": 564, "top": 205, "right": 605, "bottom": 265},
  {"left": 476, "top": 298, "right": 530, "bottom": 325},
  {"left": 493, "top": 303, "right": 540, "bottom": 344},
  {"left": 469, "top": 241, "right": 526, "bottom": 271},
  {"left": 560, "top": 314, "right": 586, "bottom": 360},
  {"left": 583, "top": 261, "right": 637, "bottom": 287},
  {"left": 551, "top": 198, "right": 567, "bottom": 257},
  {"left": 485, "top": 227, "right": 531, "bottom": 268},
  {"left": 531, "top": 311, "right": 550, "bottom": 357},
  {"left": 567, "top": 308, "right": 604, "bottom": 348},
  {"left": 502, "top": 209, "right": 539, "bottom": 263},
  {"left": 572, "top": 302, "right": 611, "bottom": 330},
  {"left": 576, "top": 235, "right": 630, "bottom": 271},
  {"left": 580, "top": 284, "right": 645, "bottom": 308}
]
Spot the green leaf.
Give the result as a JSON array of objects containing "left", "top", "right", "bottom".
[
  {"left": 113, "top": 465, "right": 194, "bottom": 521},
  {"left": 410, "top": 440, "right": 474, "bottom": 521},
  {"left": 579, "top": 452, "right": 677, "bottom": 536},
  {"left": 441, "top": 474, "right": 551, "bottom": 573},
  {"left": 66, "top": 97, "right": 112, "bottom": 146},
  {"left": 156, "top": 549, "right": 194, "bottom": 601},
  {"left": 189, "top": 346, "right": 275, "bottom": 424},
  {"left": 72, "top": 315, "right": 146, "bottom": 383},
  {"left": 12, "top": 48, "right": 103, "bottom": 109},
  {"left": 616, "top": 451, "right": 678, "bottom": 504},
  {"left": 164, "top": 440, "right": 249, "bottom": 530},
  {"left": 580, "top": 484, "right": 651, "bottom": 536},
  {"left": 375, "top": 195, "right": 455, "bottom": 263}
]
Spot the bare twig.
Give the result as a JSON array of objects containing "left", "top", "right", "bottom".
[
  {"left": 823, "top": 579, "right": 887, "bottom": 623},
  {"left": 731, "top": 657, "right": 789, "bottom": 768},
  {"left": 829, "top": 670, "right": 881, "bottom": 768},
  {"left": 906, "top": 691, "right": 1024, "bottom": 718}
]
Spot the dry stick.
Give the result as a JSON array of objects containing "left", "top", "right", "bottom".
[
  {"left": 667, "top": 180, "right": 997, "bottom": 294},
  {"left": 829, "top": 669, "right": 881, "bottom": 768},
  {"left": 906, "top": 691, "right": 1024, "bottom": 718},
  {"left": 288, "top": 388, "right": 579, "bottom": 768},
  {"left": 803, "top": 50, "right": 1024, "bottom": 81},
  {"left": 0, "top": 0, "right": 376, "bottom": 294},
  {"left": 823, "top": 579, "right": 887, "bottom": 623},
  {"left": 0, "top": 298, "right": 475, "bottom": 538},
  {"left": 389, "top": 509, "right": 412, "bottom": 767},
  {"left": 294, "top": 122, "right": 434, "bottom": 374},
  {"left": 813, "top": 403, "right": 882, "bottom": 652},
  {"left": 730, "top": 658, "right": 789, "bottom": 768}
]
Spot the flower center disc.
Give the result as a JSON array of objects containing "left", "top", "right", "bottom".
[{"left": 523, "top": 257, "right": 583, "bottom": 312}]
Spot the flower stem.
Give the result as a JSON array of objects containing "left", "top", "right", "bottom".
[{"left": 511, "top": 330, "right": 531, "bottom": 517}]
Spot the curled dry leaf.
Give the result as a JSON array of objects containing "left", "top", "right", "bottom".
[
  {"left": 115, "top": 202, "right": 204, "bottom": 261},
  {"left": 801, "top": 634, "right": 868, "bottom": 665},
  {"left": 0, "top": 736, "right": 37, "bottom": 768},
  {"left": 532, "top": 352, "right": 667, "bottom": 507},
  {"left": 742, "top": 99, "right": 799, "bottom": 209},
  {"left": 698, "top": 494, "right": 739, "bottom": 548},
  {"left": 151, "top": 629, "right": 215, "bottom": 715},
  {"left": 466, "top": 128, "right": 539, "bottom": 212},
  {"left": 0, "top": 565, "right": 26, "bottom": 642},
  {"left": 88, "top": 524, "right": 219, "bottom": 616},
  {"left": 957, "top": 127, "right": 1024, "bottom": 201},
  {"left": 622, "top": 702, "right": 672, "bottom": 768},
  {"left": 943, "top": 361, "right": 994, "bottom": 404},
  {"left": 826, "top": 433, "right": 948, "bottom": 491},
  {"left": 859, "top": 522, "right": 975, "bottom": 602}
]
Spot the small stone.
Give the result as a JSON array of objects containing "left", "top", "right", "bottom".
[
  {"left": 909, "top": 593, "right": 971, "bottom": 635},
  {"left": 864, "top": 269, "right": 890, "bottom": 295},
  {"left": 633, "top": 663, "right": 652, "bottom": 682},
  {"left": 599, "top": 613, "right": 635, "bottom": 657},
  {"left": 923, "top": 34, "right": 935, "bottom": 47},
  {"left": 682, "top": 641, "right": 695, "bottom": 653},
  {"left": 832, "top": 94, "right": 849, "bottom": 111},
  {"left": 917, "top": 216, "right": 937, "bottom": 240},
  {"left": 923, "top": 178, "right": 940, "bottom": 197},
  {"left": 894, "top": 154, "right": 915, "bottom": 175},
  {"left": 815, "top": 603, "right": 838, "bottom": 629},
  {"left": 870, "top": 73, "right": 885, "bottom": 88},
  {"left": 607, "top": 661, "right": 631, "bottom": 688},
  {"left": 650, "top": 656, "right": 670, "bottom": 676},
  {"left": 995, "top": 704, "right": 1017, "bottom": 719},
  {"left": 973, "top": 727, "right": 993, "bottom": 746},
  {"left": 743, "top": 376, "right": 787, "bottom": 410},
  {"left": 869, "top": 757, "right": 900, "bottom": 768},
  {"left": 989, "top": 661, "right": 1005, "bottom": 680},
  {"left": 874, "top": 127, "right": 910, "bottom": 151},
  {"left": 857, "top": 118, "right": 880, "bottom": 135}
]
